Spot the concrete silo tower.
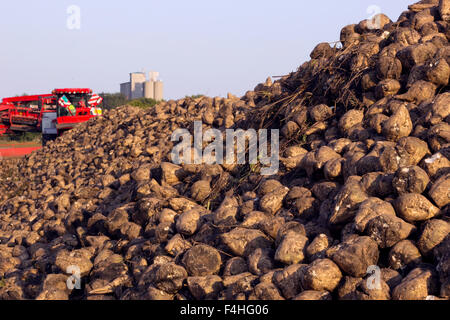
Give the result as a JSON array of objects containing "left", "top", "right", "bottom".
[
  {"left": 144, "top": 81, "right": 155, "bottom": 99},
  {"left": 121, "top": 71, "right": 164, "bottom": 101},
  {"left": 144, "top": 71, "right": 164, "bottom": 101},
  {"left": 154, "top": 80, "right": 164, "bottom": 101}
]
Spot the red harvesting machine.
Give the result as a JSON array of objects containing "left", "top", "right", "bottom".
[
  {"left": 0, "top": 94, "right": 55, "bottom": 135},
  {"left": 0, "top": 88, "right": 103, "bottom": 145}
]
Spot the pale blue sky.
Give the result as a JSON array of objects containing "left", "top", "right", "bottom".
[{"left": 0, "top": 0, "right": 412, "bottom": 99}]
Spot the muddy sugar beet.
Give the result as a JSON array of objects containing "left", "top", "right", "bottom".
[{"left": 0, "top": 0, "right": 449, "bottom": 300}]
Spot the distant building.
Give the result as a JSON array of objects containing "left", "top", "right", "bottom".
[
  {"left": 120, "top": 82, "right": 131, "bottom": 99},
  {"left": 120, "top": 71, "right": 164, "bottom": 101}
]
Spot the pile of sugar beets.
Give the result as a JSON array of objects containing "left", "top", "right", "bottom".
[{"left": 0, "top": 0, "right": 449, "bottom": 300}]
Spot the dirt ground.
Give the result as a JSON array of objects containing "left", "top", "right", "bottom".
[{"left": 0, "top": 141, "right": 42, "bottom": 158}]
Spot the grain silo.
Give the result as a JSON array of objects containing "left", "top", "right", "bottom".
[
  {"left": 144, "top": 81, "right": 155, "bottom": 99},
  {"left": 154, "top": 80, "right": 164, "bottom": 101},
  {"left": 119, "top": 71, "right": 163, "bottom": 100}
]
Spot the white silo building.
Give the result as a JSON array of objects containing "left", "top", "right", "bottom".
[
  {"left": 154, "top": 80, "right": 164, "bottom": 101},
  {"left": 121, "top": 71, "right": 164, "bottom": 101}
]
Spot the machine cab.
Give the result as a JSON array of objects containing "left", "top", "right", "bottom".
[
  {"left": 41, "top": 88, "right": 103, "bottom": 145},
  {"left": 52, "top": 88, "right": 103, "bottom": 130}
]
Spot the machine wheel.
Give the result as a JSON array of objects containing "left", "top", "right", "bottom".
[{"left": 42, "top": 134, "right": 56, "bottom": 146}]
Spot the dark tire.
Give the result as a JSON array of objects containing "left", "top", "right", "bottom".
[{"left": 42, "top": 134, "right": 56, "bottom": 146}]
